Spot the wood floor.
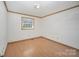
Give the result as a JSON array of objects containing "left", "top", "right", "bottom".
[{"left": 4, "top": 37, "right": 79, "bottom": 57}]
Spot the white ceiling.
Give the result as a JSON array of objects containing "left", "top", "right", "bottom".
[{"left": 6, "top": 1, "right": 79, "bottom": 17}]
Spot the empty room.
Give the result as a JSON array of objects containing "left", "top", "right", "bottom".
[{"left": 0, "top": 0, "right": 79, "bottom": 57}]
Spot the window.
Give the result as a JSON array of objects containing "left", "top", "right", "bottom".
[{"left": 21, "top": 17, "right": 34, "bottom": 30}]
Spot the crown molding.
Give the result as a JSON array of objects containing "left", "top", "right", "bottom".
[
  {"left": 3, "top": 1, "right": 8, "bottom": 11},
  {"left": 8, "top": 10, "right": 42, "bottom": 18},
  {"left": 3, "top": 1, "right": 42, "bottom": 18},
  {"left": 41, "top": 4, "right": 79, "bottom": 18},
  {"left": 3, "top": 1, "right": 79, "bottom": 18}
]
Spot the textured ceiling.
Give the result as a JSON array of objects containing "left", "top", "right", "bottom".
[{"left": 5, "top": 1, "right": 79, "bottom": 18}]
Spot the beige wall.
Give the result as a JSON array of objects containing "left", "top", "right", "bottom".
[
  {"left": 41, "top": 7, "right": 79, "bottom": 49},
  {"left": 0, "top": 2, "right": 8, "bottom": 56},
  {"left": 8, "top": 12, "right": 41, "bottom": 42}
]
